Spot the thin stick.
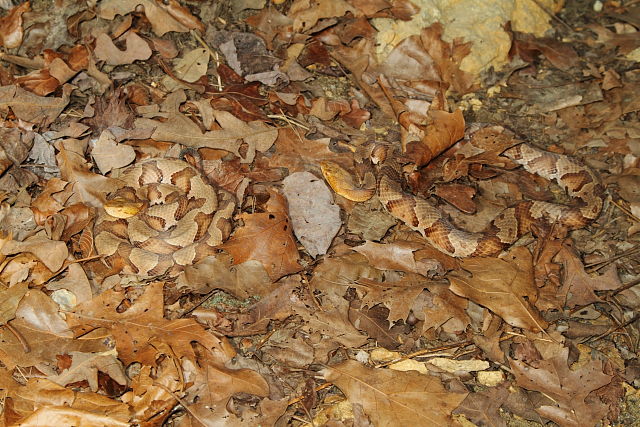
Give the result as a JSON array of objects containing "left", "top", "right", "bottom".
[
  {"left": 530, "top": 0, "right": 575, "bottom": 33},
  {"left": 585, "top": 245, "right": 640, "bottom": 272},
  {"left": 589, "top": 313, "right": 640, "bottom": 343},
  {"left": 287, "top": 382, "right": 333, "bottom": 406},
  {"left": 374, "top": 340, "right": 473, "bottom": 368},
  {"left": 611, "top": 198, "right": 640, "bottom": 223}
]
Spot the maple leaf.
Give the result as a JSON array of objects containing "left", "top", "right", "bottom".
[{"left": 221, "top": 190, "right": 301, "bottom": 280}]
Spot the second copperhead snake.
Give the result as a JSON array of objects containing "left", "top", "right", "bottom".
[{"left": 321, "top": 127, "right": 604, "bottom": 257}]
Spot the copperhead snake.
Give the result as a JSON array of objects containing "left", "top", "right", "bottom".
[
  {"left": 321, "top": 128, "right": 604, "bottom": 258},
  {"left": 92, "top": 129, "right": 603, "bottom": 277},
  {"left": 94, "top": 158, "right": 235, "bottom": 278}
]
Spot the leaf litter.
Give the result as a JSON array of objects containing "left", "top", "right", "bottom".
[{"left": 0, "top": 0, "right": 638, "bottom": 426}]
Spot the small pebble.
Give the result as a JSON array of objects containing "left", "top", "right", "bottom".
[{"left": 593, "top": 0, "right": 603, "bottom": 12}]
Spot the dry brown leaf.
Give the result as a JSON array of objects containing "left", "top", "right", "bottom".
[
  {"left": 1, "top": 233, "right": 68, "bottom": 272},
  {"left": 353, "top": 241, "right": 442, "bottom": 277},
  {"left": 555, "top": 243, "right": 622, "bottom": 307},
  {"left": 182, "top": 346, "right": 273, "bottom": 425},
  {"left": 222, "top": 190, "right": 301, "bottom": 280},
  {"left": 94, "top": 32, "right": 152, "bottom": 65},
  {"left": 0, "top": 290, "right": 110, "bottom": 368},
  {"left": 49, "top": 57, "right": 79, "bottom": 83},
  {"left": 121, "top": 345, "right": 183, "bottom": 424},
  {"left": 3, "top": 378, "right": 130, "bottom": 426},
  {"left": 348, "top": 301, "right": 403, "bottom": 348},
  {"left": 0, "top": 84, "right": 72, "bottom": 126},
  {"left": 47, "top": 351, "right": 127, "bottom": 392},
  {"left": 66, "top": 282, "right": 235, "bottom": 365},
  {"left": 419, "top": 281, "right": 470, "bottom": 335},
  {"left": 269, "top": 128, "right": 345, "bottom": 173},
  {"left": 90, "top": 130, "right": 136, "bottom": 173},
  {"left": 355, "top": 276, "right": 424, "bottom": 323},
  {"left": 135, "top": 110, "right": 277, "bottom": 163},
  {"left": 171, "top": 47, "right": 209, "bottom": 82},
  {"left": 295, "top": 301, "right": 369, "bottom": 348},
  {"left": 98, "top": 0, "right": 204, "bottom": 36},
  {"left": 510, "top": 32, "right": 579, "bottom": 71},
  {"left": 435, "top": 183, "right": 477, "bottom": 214},
  {"left": 454, "top": 384, "right": 510, "bottom": 427},
  {"left": 510, "top": 347, "right": 613, "bottom": 427},
  {"left": 178, "top": 253, "right": 278, "bottom": 298},
  {"left": 448, "top": 247, "right": 548, "bottom": 332},
  {"left": 0, "top": 1, "right": 30, "bottom": 48},
  {"left": 347, "top": 201, "right": 397, "bottom": 241},
  {"left": 55, "top": 138, "right": 119, "bottom": 208},
  {"left": 404, "top": 109, "right": 466, "bottom": 167},
  {"left": 46, "top": 263, "right": 93, "bottom": 304},
  {"left": 14, "top": 69, "right": 61, "bottom": 96},
  {"left": 322, "top": 360, "right": 467, "bottom": 425},
  {"left": 289, "top": 0, "right": 356, "bottom": 33},
  {"left": 0, "top": 281, "right": 28, "bottom": 325}
]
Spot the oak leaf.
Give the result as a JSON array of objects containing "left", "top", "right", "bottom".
[
  {"left": 221, "top": 190, "right": 301, "bottom": 280},
  {"left": 448, "top": 246, "right": 548, "bottom": 332},
  {"left": 66, "top": 282, "right": 235, "bottom": 365},
  {"left": 510, "top": 347, "right": 613, "bottom": 427}
]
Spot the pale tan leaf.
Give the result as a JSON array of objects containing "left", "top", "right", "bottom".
[
  {"left": 94, "top": 32, "right": 152, "bottom": 66},
  {"left": 322, "top": 360, "right": 467, "bottom": 425}
]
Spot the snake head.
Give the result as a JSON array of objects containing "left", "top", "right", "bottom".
[
  {"left": 103, "top": 197, "right": 144, "bottom": 219},
  {"left": 320, "top": 161, "right": 375, "bottom": 202}
]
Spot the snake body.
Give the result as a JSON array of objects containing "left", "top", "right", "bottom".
[{"left": 323, "top": 138, "right": 604, "bottom": 257}]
